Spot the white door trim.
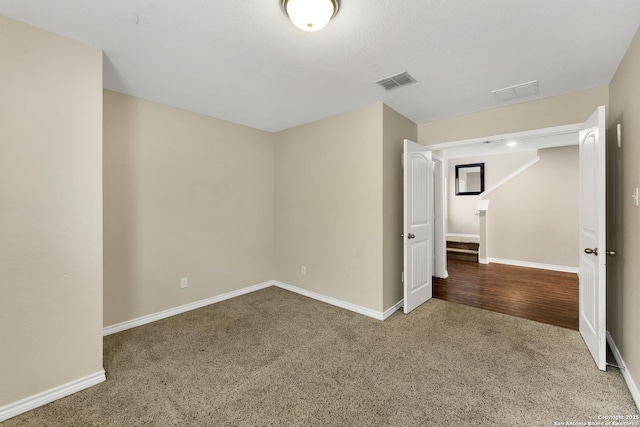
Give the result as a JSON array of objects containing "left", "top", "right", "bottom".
[
  {"left": 426, "top": 122, "right": 585, "bottom": 151},
  {"left": 433, "top": 156, "right": 448, "bottom": 278}
]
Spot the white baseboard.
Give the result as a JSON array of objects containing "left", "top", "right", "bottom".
[
  {"left": 479, "top": 258, "right": 489, "bottom": 265},
  {"left": 488, "top": 257, "right": 579, "bottom": 274},
  {"left": 383, "top": 300, "right": 404, "bottom": 320},
  {"left": 607, "top": 331, "right": 640, "bottom": 411},
  {"left": 0, "top": 370, "right": 105, "bottom": 422},
  {"left": 104, "top": 279, "right": 397, "bottom": 336},
  {"left": 103, "top": 281, "right": 273, "bottom": 336},
  {"left": 273, "top": 281, "right": 386, "bottom": 321},
  {"left": 0, "top": 282, "right": 426, "bottom": 422}
]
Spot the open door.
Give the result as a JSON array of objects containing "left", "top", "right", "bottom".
[
  {"left": 403, "top": 139, "right": 434, "bottom": 314},
  {"left": 579, "top": 106, "right": 607, "bottom": 371}
]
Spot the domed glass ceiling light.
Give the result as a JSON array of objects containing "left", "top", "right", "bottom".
[{"left": 282, "top": 0, "right": 339, "bottom": 32}]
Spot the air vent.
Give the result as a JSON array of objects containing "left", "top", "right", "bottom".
[
  {"left": 492, "top": 80, "right": 539, "bottom": 102},
  {"left": 376, "top": 71, "right": 417, "bottom": 91}
]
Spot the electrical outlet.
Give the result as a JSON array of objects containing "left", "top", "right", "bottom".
[
  {"left": 301, "top": 266, "right": 306, "bottom": 275},
  {"left": 180, "top": 277, "right": 188, "bottom": 289}
]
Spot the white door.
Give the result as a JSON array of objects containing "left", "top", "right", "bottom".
[
  {"left": 404, "top": 139, "right": 434, "bottom": 314},
  {"left": 579, "top": 106, "right": 607, "bottom": 371}
]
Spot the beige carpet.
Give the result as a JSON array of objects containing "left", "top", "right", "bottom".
[{"left": 5, "top": 287, "right": 637, "bottom": 426}]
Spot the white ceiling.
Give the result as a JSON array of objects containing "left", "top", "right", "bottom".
[{"left": 1, "top": 1, "right": 639, "bottom": 132}]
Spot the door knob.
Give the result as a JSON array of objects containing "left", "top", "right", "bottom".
[
  {"left": 401, "top": 234, "right": 404, "bottom": 238},
  {"left": 584, "top": 248, "right": 598, "bottom": 256},
  {"left": 408, "top": 233, "right": 416, "bottom": 239},
  {"left": 606, "top": 249, "right": 617, "bottom": 256}
]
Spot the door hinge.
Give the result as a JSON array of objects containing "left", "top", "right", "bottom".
[{"left": 401, "top": 272, "right": 404, "bottom": 283}]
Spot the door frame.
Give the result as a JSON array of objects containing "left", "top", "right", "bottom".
[
  {"left": 426, "top": 121, "right": 586, "bottom": 270},
  {"left": 432, "top": 154, "right": 448, "bottom": 279}
]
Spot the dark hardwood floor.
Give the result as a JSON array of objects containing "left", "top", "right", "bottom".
[{"left": 433, "top": 258, "right": 579, "bottom": 330}]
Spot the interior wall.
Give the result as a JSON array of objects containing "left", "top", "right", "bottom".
[
  {"left": 447, "top": 151, "right": 538, "bottom": 235},
  {"left": 382, "top": 105, "right": 418, "bottom": 311},
  {"left": 0, "top": 16, "right": 103, "bottom": 407},
  {"left": 484, "top": 146, "right": 579, "bottom": 268},
  {"left": 274, "top": 104, "right": 384, "bottom": 312},
  {"left": 608, "top": 26, "right": 640, "bottom": 403},
  {"left": 418, "top": 86, "right": 609, "bottom": 146},
  {"left": 103, "top": 90, "right": 275, "bottom": 327}
]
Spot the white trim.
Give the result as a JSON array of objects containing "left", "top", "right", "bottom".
[
  {"left": 432, "top": 153, "right": 444, "bottom": 163},
  {"left": 0, "top": 371, "right": 105, "bottom": 422},
  {"left": 434, "top": 270, "right": 449, "bottom": 279},
  {"left": 480, "top": 156, "right": 540, "bottom": 198},
  {"left": 446, "top": 233, "right": 480, "bottom": 240},
  {"left": 103, "top": 281, "right": 273, "bottom": 335},
  {"left": 426, "top": 122, "right": 585, "bottom": 151},
  {"left": 273, "top": 281, "right": 385, "bottom": 321},
  {"left": 479, "top": 258, "right": 489, "bottom": 265},
  {"left": 103, "top": 279, "right": 401, "bottom": 336},
  {"left": 383, "top": 300, "right": 404, "bottom": 320},
  {"left": 607, "top": 331, "right": 640, "bottom": 411},
  {"left": 488, "top": 257, "right": 579, "bottom": 274}
]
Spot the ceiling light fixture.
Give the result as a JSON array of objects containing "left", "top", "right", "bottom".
[
  {"left": 506, "top": 141, "right": 518, "bottom": 147},
  {"left": 282, "top": 0, "right": 339, "bottom": 32}
]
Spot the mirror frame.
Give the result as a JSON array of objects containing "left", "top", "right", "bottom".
[{"left": 455, "top": 163, "right": 485, "bottom": 196}]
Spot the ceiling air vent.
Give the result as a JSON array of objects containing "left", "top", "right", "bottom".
[
  {"left": 492, "top": 80, "right": 539, "bottom": 102},
  {"left": 376, "top": 71, "right": 417, "bottom": 91}
]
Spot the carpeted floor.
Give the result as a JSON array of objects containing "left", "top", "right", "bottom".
[{"left": 5, "top": 287, "right": 637, "bottom": 426}]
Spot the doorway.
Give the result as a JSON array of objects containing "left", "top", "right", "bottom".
[
  {"left": 428, "top": 122, "right": 584, "bottom": 273},
  {"left": 422, "top": 107, "right": 608, "bottom": 370}
]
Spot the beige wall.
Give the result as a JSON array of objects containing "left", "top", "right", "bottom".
[
  {"left": 0, "top": 17, "right": 103, "bottom": 407},
  {"left": 608, "top": 27, "right": 640, "bottom": 401},
  {"left": 484, "top": 146, "right": 579, "bottom": 267},
  {"left": 274, "top": 104, "right": 385, "bottom": 311},
  {"left": 448, "top": 151, "right": 538, "bottom": 235},
  {"left": 105, "top": 98, "right": 414, "bottom": 320},
  {"left": 103, "top": 91, "right": 274, "bottom": 327},
  {"left": 382, "top": 105, "right": 417, "bottom": 310},
  {"left": 418, "top": 86, "right": 609, "bottom": 146}
]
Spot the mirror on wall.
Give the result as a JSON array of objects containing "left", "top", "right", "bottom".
[{"left": 455, "top": 163, "right": 485, "bottom": 195}]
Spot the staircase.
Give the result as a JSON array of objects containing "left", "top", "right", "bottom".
[{"left": 446, "top": 238, "right": 479, "bottom": 262}]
